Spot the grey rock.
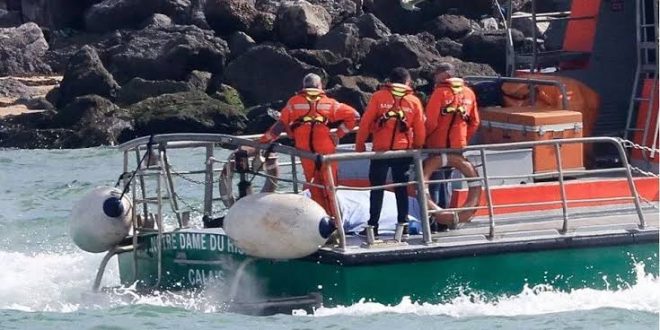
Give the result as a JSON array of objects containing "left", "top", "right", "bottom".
[
  {"left": 106, "top": 24, "right": 229, "bottom": 83},
  {"left": 0, "top": 23, "right": 51, "bottom": 75},
  {"left": 275, "top": 0, "right": 331, "bottom": 48},
  {"left": 480, "top": 17, "right": 499, "bottom": 31},
  {"left": 186, "top": 70, "right": 212, "bottom": 91},
  {"left": 360, "top": 34, "right": 442, "bottom": 78},
  {"left": 307, "top": 0, "right": 357, "bottom": 25},
  {"left": 20, "top": 0, "right": 88, "bottom": 29},
  {"left": 228, "top": 31, "right": 256, "bottom": 60},
  {"left": 53, "top": 95, "right": 131, "bottom": 147},
  {"left": 0, "top": 9, "right": 22, "bottom": 27},
  {"left": 462, "top": 29, "right": 524, "bottom": 73},
  {"left": 85, "top": 0, "right": 192, "bottom": 33},
  {"left": 347, "top": 13, "right": 390, "bottom": 40},
  {"left": 290, "top": 48, "right": 353, "bottom": 76},
  {"left": 116, "top": 77, "right": 191, "bottom": 105},
  {"left": 140, "top": 13, "right": 173, "bottom": 29},
  {"left": 248, "top": 11, "right": 275, "bottom": 41},
  {"left": 58, "top": 45, "right": 119, "bottom": 107},
  {"left": 425, "top": 14, "right": 475, "bottom": 40},
  {"left": 125, "top": 91, "right": 247, "bottom": 138},
  {"left": 436, "top": 37, "right": 462, "bottom": 58},
  {"left": 224, "top": 45, "right": 326, "bottom": 105},
  {"left": 0, "top": 77, "right": 33, "bottom": 98},
  {"left": 243, "top": 100, "right": 285, "bottom": 134},
  {"left": 15, "top": 96, "right": 54, "bottom": 110},
  {"left": 204, "top": 0, "right": 256, "bottom": 35}
]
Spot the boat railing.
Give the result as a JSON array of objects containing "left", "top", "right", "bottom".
[{"left": 118, "top": 134, "right": 647, "bottom": 253}]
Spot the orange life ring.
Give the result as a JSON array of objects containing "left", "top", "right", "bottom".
[
  {"left": 218, "top": 147, "right": 279, "bottom": 208},
  {"left": 423, "top": 153, "right": 482, "bottom": 226}
]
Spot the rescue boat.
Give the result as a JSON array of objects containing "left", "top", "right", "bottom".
[{"left": 70, "top": 0, "right": 658, "bottom": 315}]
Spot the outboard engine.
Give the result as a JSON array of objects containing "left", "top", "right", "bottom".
[
  {"left": 224, "top": 193, "right": 336, "bottom": 259},
  {"left": 70, "top": 187, "right": 133, "bottom": 253}
]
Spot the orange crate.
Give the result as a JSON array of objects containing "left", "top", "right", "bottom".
[{"left": 480, "top": 107, "right": 584, "bottom": 173}]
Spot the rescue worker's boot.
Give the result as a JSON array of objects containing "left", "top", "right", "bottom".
[{"left": 358, "top": 225, "right": 378, "bottom": 237}]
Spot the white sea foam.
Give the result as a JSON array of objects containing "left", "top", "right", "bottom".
[
  {"left": 0, "top": 250, "right": 657, "bottom": 316},
  {"left": 313, "top": 262, "right": 660, "bottom": 317}
]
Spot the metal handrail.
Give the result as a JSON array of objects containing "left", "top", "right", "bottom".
[{"left": 120, "top": 134, "right": 647, "bottom": 252}]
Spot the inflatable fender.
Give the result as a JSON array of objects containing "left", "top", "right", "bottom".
[
  {"left": 223, "top": 193, "right": 334, "bottom": 259},
  {"left": 70, "top": 187, "right": 133, "bottom": 253}
]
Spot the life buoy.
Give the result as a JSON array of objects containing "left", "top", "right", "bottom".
[
  {"left": 423, "top": 153, "right": 481, "bottom": 227},
  {"left": 218, "top": 148, "right": 279, "bottom": 208}
]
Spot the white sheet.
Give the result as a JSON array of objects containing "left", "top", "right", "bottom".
[{"left": 303, "top": 190, "right": 424, "bottom": 234}]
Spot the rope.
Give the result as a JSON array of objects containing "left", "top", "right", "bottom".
[
  {"left": 249, "top": 143, "right": 277, "bottom": 184},
  {"left": 119, "top": 135, "right": 155, "bottom": 200}
]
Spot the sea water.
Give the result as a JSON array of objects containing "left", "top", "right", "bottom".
[{"left": 0, "top": 147, "right": 658, "bottom": 329}]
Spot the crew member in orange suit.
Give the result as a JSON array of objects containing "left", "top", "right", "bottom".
[
  {"left": 355, "top": 67, "right": 426, "bottom": 237},
  {"left": 260, "top": 73, "right": 360, "bottom": 218},
  {"left": 424, "top": 63, "right": 480, "bottom": 209}
]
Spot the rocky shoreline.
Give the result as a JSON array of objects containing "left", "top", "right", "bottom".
[{"left": 0, "top": 0, "right": 567, "bottom": 148}]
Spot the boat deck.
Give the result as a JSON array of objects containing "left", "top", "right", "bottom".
[{"left": 315, "top": 203, "right": 659, "bottom": 265}]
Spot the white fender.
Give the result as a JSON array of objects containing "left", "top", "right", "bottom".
[
  {"left": 70, "top": 187, "right": 133, "bottom": 253},
  {"left": 223, "top": 193, "right": 334, "bottom": 259}
]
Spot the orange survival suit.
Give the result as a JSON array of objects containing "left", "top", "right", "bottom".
[
  {"left": 425, "top": 78, "right": 480, "bottom": 148},
  {"left": 355, "top": 83, "right": 426, "bottom": 152},
  {"left": 260, "top": 88, "right": 360, "bottom": 217}
]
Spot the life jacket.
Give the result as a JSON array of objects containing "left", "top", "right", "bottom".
[
  {"left": 376, "top": 83, "right": 415, "bottom": 150},
  {"left": 289, "top": 88, "right": 331, "bottom": 153},
  {"left": 441, "top": 78, "right": 470, "bottom": 121}
]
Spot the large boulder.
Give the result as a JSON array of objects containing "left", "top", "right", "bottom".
[
  {"left": 140, "top": 13, "right": 173, "bottom": 29},
  {"left": 360, "top": 34, "right": 442, "bottom": 78},
  {"left": 326, "top": 75, "right": 379, "bottom": 113},
  {"left": 243, "top": 100, "right": 285, "bottom": 134},
  {"left": 315, "top": 14, "right": 389, "bottom": 64},
  {"left": 204, "top": 0, "right": 257, "bottom": 35},
  {"left": 53, "top": 95, "right": 131, "bottom": 146},
  {"left": 424, "top": 14, "right": 475, "bottom": 40},
  {"left": 116, "top": 77, "right": 191, "bottom": 105},
  {"left": 347, "top": 13, "right": 390, "bottom": 40},
  {"left": 0, "top": 9, "right": 22, "bottom": 27},
  {"left": 436, "top": 37, "right": 463, "bottom": 58},
  {"left": 57, "top": 45, "right": 119, "bottom": 107},
  {"left": 44, "top": 31, "right": 119, "bottom": 73},
  {"left": 84, "top": 0, "right": 191, "bottom": 33},
  {"left": 228, "top": 31, "right": 256, "bottom": 60},
  {"left": 307, "top": 0, "right": 357, "bottom": 25},
  {"left": 290, "top": 49, "right": 353, "bottom": 76},
  {"left": 20, "top": 0, "right": 90, "bottom": 29},
  {"left": 275, "top": 0, "right": 331, "bottom": 48},
  {"left": 125, "top": 91, "right": 247, "bottom": 138},
  {"left": 0, "top": 23, "right": 50, "bottom": 75},
  {"left": 224, "top": 45, "right": 325, "bottom": 105},
  {"left": 106, "top": 24, "right": 229, "bottom": 83},
  {"left": 316, "top": 23, "right": 361, "bottom": 61},
  {"left": 248, "top": 11, "right": 275, "bottom": 41},
  {"left": 363, "top": 0, "right": 425, "bottom": 34},
  {"left": 462, "top": 29, "right": 524, "bottom": 74}
]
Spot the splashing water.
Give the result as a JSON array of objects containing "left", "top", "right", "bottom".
[{"left": 313, "top": 262, "right": 660, "bottom": 317}]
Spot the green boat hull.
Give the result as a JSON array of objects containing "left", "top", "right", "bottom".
[{"left": 117, "top": 231, "right": 658, "bottom": 306}]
